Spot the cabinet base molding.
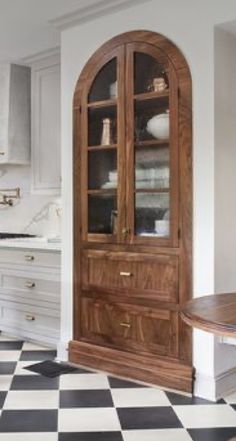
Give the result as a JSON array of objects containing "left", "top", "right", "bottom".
[{"left": 69, "top": 340, "right": 194, "bottom": 393}]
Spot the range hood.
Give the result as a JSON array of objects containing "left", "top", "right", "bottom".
[{"left": 0, "top": 63, "right": 30, "bottom": 165}]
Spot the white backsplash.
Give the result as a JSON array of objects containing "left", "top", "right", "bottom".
[{"left": 0, "top": 165, "right": 61, "bottom": 237}]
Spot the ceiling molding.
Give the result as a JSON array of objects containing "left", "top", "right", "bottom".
[
  {"left": 21, "top": 46, "right": 60, "bottom": 66},
  {"left": 50, "top": 0, "right": 152, "bottom": 30}
]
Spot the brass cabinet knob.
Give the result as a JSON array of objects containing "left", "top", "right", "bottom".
[
  {"left": 25, "top": 314, "right": 35, "bottom": 321},
  {"left": 120, "top": 322, "right": 131, "bottom": 328},
  {"left": 25, "top": 255, "right": 35, "bottom": 262},
  {"left": 122, "top": 228, "right": 130, "bottom": 236},
  {"left": 25, "top": 281, "right": 35, "bottom": 288}
]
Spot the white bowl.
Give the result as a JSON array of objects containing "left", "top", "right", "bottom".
[
  {"left": 155, "top": 220, "right": 169, "bottom": 236},
  {"left": 146, "top": 112, "right": 169, "bottom": 140}
]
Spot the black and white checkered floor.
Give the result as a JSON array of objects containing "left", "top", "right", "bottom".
[{"left": 0, "top": 335, "right": 236, "bottom": 440}]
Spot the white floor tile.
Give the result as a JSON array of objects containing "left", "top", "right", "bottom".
[
  {"left": 14, "top": 361, "right": 41, "bottom": 375},
  {"left": 0, "top": 334, "right": 17, "bottom": 342},
  {"left": 4, "top": 390, "right": 59, "bottom": 409},
  {"left": 173, "top": 404, "right": 236, "bottom": 428},
  {"left": 60, "top": 373, "right": 109, "bottom": 390},
  {"left": 225, "top": 391, "right": 236, "bottom": 404},
  {"left": 58, "top": 408, "right": 121, "bottom": 432},
  {"left": 0, "top": 434, "right": 57, "bottom": 441},
  {"left": 22, "top": 342, "right": 51, "bottom": 351},
  {"left": 111, "top": 387, "right": 171, "bottom": 407},
  {"left": 0, "top": 351, "right": 21, "bottom": 361},
  {"left": 122, "top": 428, "right": 193, "bottom": 441},
  {"left": 0, "top": 375, "right": 13, "bottom": 391}
]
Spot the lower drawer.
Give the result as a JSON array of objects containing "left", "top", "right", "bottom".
[
  {"left": 80, "top": 298, "right": 179, "bottom": 358},
  {"left": 0, "top": 300, "right": 60, "bottom": 345}
]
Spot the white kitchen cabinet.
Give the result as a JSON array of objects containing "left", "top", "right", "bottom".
[
  {"left": 0, "top": 64, "right": 31, "bottom": 164},
  {"left": 31, "top": 52, "right": 61, "bottom": 194},
  {"left": 0, "top": 247, "right": 61, "bottom": 346}
]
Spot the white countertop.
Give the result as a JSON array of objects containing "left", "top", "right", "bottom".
[{"left": 0, "top": 237, "right": 61, "bottom": 251}]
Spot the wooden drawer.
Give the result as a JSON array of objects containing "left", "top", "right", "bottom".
[
  {"left": 82, "top": 250, "right": 178, "bottom": 303},
  {"left": 80, "top": 298, "right": 179, "bottom": 358},
  {"left": 0, "top": 300, "right": 60, "bottom": 345},
  {"left": 0, "top": 249, "right": 60, "bottom": 270}
]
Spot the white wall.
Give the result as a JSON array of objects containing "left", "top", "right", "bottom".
[
  {"left": 0, "top": 165, "right": 61, "bottom": 237},
  {"left": 214, "top": 27, "right": 236, "bottom": 390},
  {"left": 60, "top": 0, "right": 236, "bottom": 399}
]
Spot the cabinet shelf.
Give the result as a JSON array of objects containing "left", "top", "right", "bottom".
[
  {"left": 135, "top": 188, "right": 169, "bottom": 193},
  {"left": 135, "top": 139, "right": 169, "bottom": 147},
  {"left": 88, "top": 144, "right": 117, "bottom": 151},
  {"left": 87, "top": 99, "right": 117, "bottom": 109},
  {"left": 87, "top": 189, "right": 117, "bottom": 195},
  {"left": 134, "top": 90, "right": 169, "bottom": 102}
]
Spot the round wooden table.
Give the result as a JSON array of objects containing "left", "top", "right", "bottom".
[{"left": 181, "top": 293, "right": 236, "bottom": 337}]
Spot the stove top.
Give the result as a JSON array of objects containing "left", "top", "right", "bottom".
[{"left": 0, "top": 233, "right": 36, "bottom": 240}]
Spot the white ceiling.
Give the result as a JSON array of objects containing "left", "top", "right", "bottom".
[{"left": 0, "top": 0, "right": 132, "bottom": 62}]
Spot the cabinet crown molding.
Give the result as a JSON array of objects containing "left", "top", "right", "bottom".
[{"left": 50, "top": 0, "right": 152, "bottom": 30}]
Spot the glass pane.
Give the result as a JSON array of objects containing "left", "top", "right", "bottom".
[
  {"left": 134, "top": 97, "right": 169, "bottom": 143},
  {"left": 88, "top": 150, "right": 117, "bottom": 190},
  {"left": 135, "top": 192, "right": 169, "bottom": 237},
  {"left": 89, "top": 58, "right": 117, "bottom": 102},
  {"left": 88, "top": 194, "right": 117, "bottom": 234},
  {"left": 134, "top": 53, "right": 168, "bottom": 95},
  {"left": 88, "top": 106, "right": 117, "bottom": 146},
  {"left": 135, "top": 146, "right": 169, "bottom": 190}
]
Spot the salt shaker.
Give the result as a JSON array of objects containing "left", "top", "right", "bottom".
[{"left": 101, "top": 118, "right": 112, "bottom": 145}]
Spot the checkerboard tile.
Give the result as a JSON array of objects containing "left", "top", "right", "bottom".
[{"left": 0, "top": 334, "right": 235, "bottom": 441}]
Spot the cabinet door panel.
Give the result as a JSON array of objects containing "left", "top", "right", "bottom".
[
  {"left": 125, "top": 43, "right": 179, "bottom": 247},
  {"left": 82, "top": 250, "right": 178, "bottom": 303},
  {"left": 81, "top": 298, "right": 178, "bottom": 357}
]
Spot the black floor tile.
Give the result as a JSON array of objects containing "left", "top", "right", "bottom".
[
  {"left": 20, "top": 350, "right": 57, "bottom": 361},
  {"left": 117, "top": 406, "right": 183, "bottom": 430},
  {"left": 108, "top": 376, "right": 147, "bottom": 389},
  {"left": 0, "top": 362, "right": 16, "bottom": 375},
  {"left": 0, "top": 409, "right": 58, "bottom": 432},
  {"left": 166, "top": 391, "right": 225, "bottom": 405},
  {"left": 60, "top": 389, "right": 114, "bottom": 408},
  {"left": 188, "top": 427, "right": 236, "bottom": 441},
  {"left": 10, "top": 374, "right": 59, "bottom": 390},
  {"left": 59, "top": 433, "right": 123, "bottom": 441},
  {"left": 0, "top": 341, "right": 24, "bottom": 350},
  {"left": 0, "top": 391, "right": 7, "bottom": 408}
]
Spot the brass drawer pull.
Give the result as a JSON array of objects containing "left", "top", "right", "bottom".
[
  {"left": 25, "top": 281, "right": 35, "bottom": 289},
  {"left": 120, "top": 322, "right": 131, "bottom": 328},
  {"left": 25, "top": 255, "right": 35, "bottom": 262},
  {"left": 25, "top": 314, "right": 35, "bottom": 321},
  {"left": 120, "top": 272, "right": 132, "bottom": 277}
]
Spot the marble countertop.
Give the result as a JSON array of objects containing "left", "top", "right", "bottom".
[{"left": 0, "top": 237, "right": 61, "bottom": 251}]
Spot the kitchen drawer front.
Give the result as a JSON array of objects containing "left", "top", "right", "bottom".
[
  {"left": 82, "top": 250, "right": 179, "bottom": 303},
  {"left": 0, "top": 270, "right": 59, "bottom": 299},
  {"left": 0, "top": 249, "right": 60, "bottom": 270},
  {"left": 81, "top": 298, "right": 179, "bottom": 358},
  {"left": 0, "top": 300, "right": 60, "bottom": 345}
]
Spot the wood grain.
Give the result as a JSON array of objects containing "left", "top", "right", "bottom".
[{"left": 181, "top": 293, "right": 236, "bottom": 337}]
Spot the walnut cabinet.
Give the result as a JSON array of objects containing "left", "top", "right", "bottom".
[{"left": 71, "top": 31, "right": 193, "bottom": 392}]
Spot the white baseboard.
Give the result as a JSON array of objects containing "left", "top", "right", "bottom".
[
  {"left": 56, "top": 340, "right": 69, "bottom": 361},
  {"left": 194, "top": 368, "right": 236, "bottom": 401}
]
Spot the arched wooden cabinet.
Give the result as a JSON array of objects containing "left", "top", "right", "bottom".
[{"left": 70, "top": 31, "right": 193, "bottom": 392}]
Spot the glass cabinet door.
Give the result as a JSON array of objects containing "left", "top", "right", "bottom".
[
  {"left": 81, "top": 48, "right": 125, "bottom": 242},
  {"left": 125, "top": 45, "right": 179, "bottom": 246}
]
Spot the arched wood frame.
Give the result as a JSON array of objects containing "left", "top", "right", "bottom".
[{"left": 72, "top": 30, "right": 193, "bottom": 392}]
